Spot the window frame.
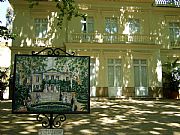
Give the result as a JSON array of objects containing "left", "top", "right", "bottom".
[
  {"left": 169, "top": 22, "right": 180, "bottom": 45},
  {"left": 34, "top": 18, "right": 48, "bottom": 38},
  {"left": 127, "top": 18, "right": 140, "bottom": 35},
  {"left": 81, "top": 16, "right": 94, "bottom": 33},
  {"left": 107, "top": 59, "right": 122, "bottom": 87},
  {"left": 133, "top": 59, "right": 148, "bottom": 87},
  {"left": 105, "top": 17, "right": 118, "bottom": 34}
]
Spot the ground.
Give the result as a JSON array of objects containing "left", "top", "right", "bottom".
[{"left": 1, "top": 98, "right": 180, "bottom": 135}]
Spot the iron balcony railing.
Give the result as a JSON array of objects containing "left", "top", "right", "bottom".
[
  {"left": 69, "top": 33, "right": 160, "bottom": 45},
  {"left": 170, "top": 41, "right": 180, "bottom": 48},
  {"left": 32, "top": 38, "right": 52, "bottom": 47},
  {"left": 153, "top": 0, "right": 180, "bottom": 7}
]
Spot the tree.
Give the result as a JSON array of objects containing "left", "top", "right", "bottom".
[
  {"left": 163, "top": 58, "right": 180, "bottom": 98},
  {"left": 55, "top": 57, "right": 89, "bottom": 93},
  {"left": 0, "top": 26, "right": 15, "bottom": 40},
  {"left": 0, "top": 68, "right": 9, "bottom": 100},
  {"left": 0, "top": 0, "right": 85, "bottom": 40},
  {"left": 0, "top": 0, "right": 16, "bottom": 41},
  {"left": 15, "top": 56, "right": 47, "bottom": 86}
]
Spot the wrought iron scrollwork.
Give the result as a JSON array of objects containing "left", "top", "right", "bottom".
[
  {"left": 32, "top": 47, "right": 75, "bottom": 56},
  {"left": 33, "top": 47, "right": 71, "bottom": 129},
  {"left": 37, "top": 114, "right": 66, "bottom": 129}
]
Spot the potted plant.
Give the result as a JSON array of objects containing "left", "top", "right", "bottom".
[
  {"left": 163, "top": 58, "right": 180, "bottom": 99},
  {"left": 0, "top": 68, "right": 9, "bottom": 100}
]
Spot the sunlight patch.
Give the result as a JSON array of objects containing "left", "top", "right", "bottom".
[
  {"left": 153, "top": 127, "right": 166, "bottom": 131},
  {"left": 167, "top": 123, "right": 180, "bottom": 127},
  {"left": 99, "top": 113, "right": 108, "bottom": 117},
  {"left": 97, "top": 117, "right": 118, "bottom": 124},
  {"left": 71, "top": 119, "right": 90, "bottom": 125},
  {"left": 27, "top": 117, "right": 36, "bottom": 120},
  {"left": 27, "top": 129, "right": 37, "bottom": 133},
  {"left": 19, "top": 131, "right": 29, "bottom": 134},
  {"left": 15, "top": 121, "right": 34, "bottom": 124},
  {"left": 0, "top": 121, "right": 9, "bottom": 124},
  {"left": 174, "top": 113, "right": 180, "bottom": 116},
  {"left": 161, "top": 111, "right": 177, "bottom": 115},
  {"left": 133, "top": 110, "right": 157, "bottom": 114},
  {"left": 80, "top": 129, "right": 98, "bottom": 134},
  {"left": 25, "top": 125, "right": 36, "bottom": 130},
  {"left": 2, "top": 109, "right": 11, "bottom": 111},
  {"left": 149, "top": 131, "right": 161, "bottom": 135},
  {"left": 115, "top": 115, "right": 127, "bottom": 121},
  {"left": 100, "top": 105, "right": 109, "bottom": 108},
  {"left": 163, "top": 105, "right": 179, "bottom": 108}
]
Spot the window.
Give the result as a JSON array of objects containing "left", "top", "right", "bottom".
[
  {"left": 36, "top": 85, "right": 39, "bottom": 89},
  {"left": 81, "top": 17, "right": 94, "bottom": 33},
  {"left": 56, "top": 85, "right": 60, "bottom": 91},
  {"left": 33, "top": 85, "right": 40, "bottom": 92},
  {"left": 51, "top": 75, "right": 54, "bottom": 80},
  {"left": 105, "top": 17, "right": 118, "bottom": 34},
  {"left": 127, "top": 18, "right": 140, "bottom": 34},
  {"left": 34, "top": 18, "right": 48, "bottom": 38},
  {"left": 90, "top": 58, "right": 96, "bottom": 87},
  {"left": 169, "top": 22, "right": 180, "bottom": 45},
  {"left": 36, "top": 75, "right": 40, "bottom": 83},
  {"left": 108, "top": 59, "right": 121, "bottom": 87},
  {"left": 51, "top": 85, "right": 54, "bottom": 91},
  {"left": 81, "top": 17, "right": 94, "bottom": 41},
  {"left": 133, "top": 59, "right": 148, "bottom": 96},
  {"left": 45, "top": 75, "right": 49, "bottom": 80},
  {"left": 105, "top": 17, "right": 118, "bottom": 42},
  {"left": 56, "top": 76, "right": 59, "bottom": 80}
]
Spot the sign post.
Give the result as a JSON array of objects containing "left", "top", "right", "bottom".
[{"left": 12, "top": 48, "right": 90, "bottom": 133}]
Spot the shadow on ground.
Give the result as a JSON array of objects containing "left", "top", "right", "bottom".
[{"left": 1, "top": 99, "right": 180, "bottom": 135}]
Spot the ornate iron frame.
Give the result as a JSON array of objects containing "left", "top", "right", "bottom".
[
  {"left": 32, "top": 48, "right": 75, "bottom": 129},
  {"left": 32, "top": 47, "right": 75, "bottom": 56},
  {"left": 37, "top": 114, "right": 66, "bottom": 129}
]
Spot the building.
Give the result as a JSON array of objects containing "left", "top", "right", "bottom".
[{"left": 9, "top": 0, "right": 180, "bottom": 98}]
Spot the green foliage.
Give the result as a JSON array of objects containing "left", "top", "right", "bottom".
[
  {"left": 0, "top": 0, "right": 16, "bottom": 41},
  {"left": 163, "top": 58, "right": 180, "bottom": 93},
  {"left": 27, "top": 101, "right": 72, "bottom": 113},
  {"left": 55, "top": 57, "right": 89, "bottom": 93},
  {"left": 0, "top": 26, "right": 16, "bottom": 40},
  {"left": 0, "top": 68, "right": 8, "bottom": 92},
  {"left": 16, "top": 56, "right": 47, "bottom": 85},
  {"left": 14, "top": 85, "right": 30, "bottom": 109},
  {"left": 0, "top": 68, "right": 9, "bottom": 100}
]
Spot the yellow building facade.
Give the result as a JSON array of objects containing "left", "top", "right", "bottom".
[{"left": 9, "top": 0, "right": 180, "bottom": 98}]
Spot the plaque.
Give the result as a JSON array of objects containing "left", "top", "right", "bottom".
[{"left": 38, "top": 129, "right": 63, "bottom": 135}]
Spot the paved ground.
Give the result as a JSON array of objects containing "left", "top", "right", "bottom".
[{"left": 1, "top": 98, "right": 180, "bottom": 135}]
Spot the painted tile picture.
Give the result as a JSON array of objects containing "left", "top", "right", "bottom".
[{"left": 12, "top": 54, "right": 90, "bottom": 114}]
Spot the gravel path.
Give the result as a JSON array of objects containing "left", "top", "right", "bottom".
[{"left": 1, "top": 99, "right": 180, "bottom": 135}]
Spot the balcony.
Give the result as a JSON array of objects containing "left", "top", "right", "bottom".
[
  {"left": 153, "top": 0, "right": 180, "bottom": 7},
  {"left": 69, "top": 33, "right": 160, "bottom": 45},
  {"left": 170, "top": 41, "right": 180, "bottom": 48},
  {"left": 32, "top": 38, "right": 52, "bottom": 47}
]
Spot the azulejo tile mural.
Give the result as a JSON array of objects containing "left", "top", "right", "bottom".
[{"left": 12, "top": 55, "right": 90, "bottom": 114}]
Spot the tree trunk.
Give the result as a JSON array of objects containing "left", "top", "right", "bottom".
[{"left": 0, "top": 90, "right": 4, "bottom": 100}]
